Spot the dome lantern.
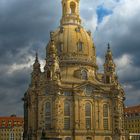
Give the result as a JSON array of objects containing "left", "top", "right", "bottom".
[{"left": 61, "top": 0, "right": 81, "bottom": 25}]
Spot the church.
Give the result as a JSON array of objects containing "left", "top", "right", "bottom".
[{"left": 23, "top": 0, "right": 128, "bottom": 140}]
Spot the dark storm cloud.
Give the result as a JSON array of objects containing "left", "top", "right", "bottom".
[
  {"left": 0, "top": 65, "right": 31, "bottom": 116},
  {"left": 0, "top": 0, "right": 62, "bottom": 116},
  {"left": 94, "top": 0, "right": 140, "bottom": 106},
  {"left": 0, "top": 0, "right": 61, "bottom": 62},
  {"left": 112, "top": 20, "right": 140, "bottom": 62},
  {"left": 0, "top": 0, "right": 140, "bottom": 116},
  {"left": 95, "top": 7, "right": 140, "bottom": 63}
]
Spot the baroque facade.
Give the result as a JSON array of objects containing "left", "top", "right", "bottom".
[{"left": 23, "top": 0, "right": 128, "bottom": 140}]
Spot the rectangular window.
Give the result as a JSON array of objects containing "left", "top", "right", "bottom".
[
  {"left": 2, "top": 120, "right": 5, "bottom": 127},
  {"left": 45, "top": 117, "right": 51, "bottom": 129},
  {"left": 78, "top": 42, "right": 83, "bottom": 52},
  {"left": 64, "top": 91, "right": 72, "bottom": 96},
  {"left": 86, "top": 118, "right": 91, "bottom": 129},
  {"left": 86, "top": 108, "right": 91, "bottom": 116},
  {"left": 58, "top": 43, "right": 63, "bottom": 53},
  {"left": 64, "top": 118, "right": 70, "bottom": 130},
  {"left": 8, "top": 121, "right": 12, "bottom": 127},
  {"left": 46, "top": 111, "right": 51, "bottom": 116},
  {"left": 86, "top": 137, "right": 92, "bottom": 140},
  {"left": 103, "top": 109, "right": 108, "bottom": 117},
  {"left": 103, "top": 118, "right": 108, "bottom": 130},
  {"left": 103, "top": 104, "right": 108, "bottom": 117},
  {"left": 64, "top": 109, "right": 70, "bottom": 116},
  {"left": 45, "top": 102, "right": 52, "bottom": 130}
]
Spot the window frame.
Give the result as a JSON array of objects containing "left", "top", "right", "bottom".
[
  {"left": 85, "top": 102, "right": 92, "bottom": 129},
  {"left": 81, "top": 69, "right": 88, "bottom": 80},
  {"left": 70, "top": 2, "right": 76, "bottom": 14},
  {"left": 77, "top": 41, "right": 83, "bottom": 52},
  {"left": 64, "top": 101, "right": 71, "bottom": 130},
  {"left": 45, "top": 102, "right": 52, "bottom": 130},
  {"left": 103, "top": 104, "right": 109, "bottom": 130}
]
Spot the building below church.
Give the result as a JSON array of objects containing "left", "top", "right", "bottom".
[
  {"left": 125, "top": 105, "right": 140, "bottom": 140},
  {"left": 0, "top": 115, "right": 24, "bottom": 140},
  {"left": 23, "top": 0, "right": 128, "bottom": 140}
]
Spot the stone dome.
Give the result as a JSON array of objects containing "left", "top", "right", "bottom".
[
  {"left": 45, "top": 0, "right": 98, "bottom": 82},
  {"left": 47, "top": 24, "right": 97, "bottom": 68}
]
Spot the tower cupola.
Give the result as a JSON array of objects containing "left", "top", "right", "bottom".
[
  {"left": 45, "top": 38, "right": 61, "bottom": 81},
  {"left": 33, "top": 53, "right": 41, "bottom": 71},
  {"left": 31, "top": 53, "right": 41, "bottom": 86},
  {"left": 104, "top": 44, "right": 116, "bottom": 73},
  {"left": 103, "top": 44, "right": 117, "bottom": 84}
]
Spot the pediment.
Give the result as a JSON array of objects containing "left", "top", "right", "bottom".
[
  {"left": 74, "top": 81, "right": 104, "bottom": 92},
  {"left": 73, "top": 81, "right": 105, "bottom": 96}
]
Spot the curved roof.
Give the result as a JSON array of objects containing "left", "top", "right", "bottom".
[{"left": 47, "top": 24, "right": 97, "bottom": 68}]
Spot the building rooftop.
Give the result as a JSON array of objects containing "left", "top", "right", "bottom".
[
  {"left": 0, "top": 115, "right": 23, "bottom": 128},
  {"left": 125, "top": 105, "right": 140, "bottom": 114}
]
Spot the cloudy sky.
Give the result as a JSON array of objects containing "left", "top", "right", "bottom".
[{"left": 0, "top": 0, "right": 140, "bottom": 116}]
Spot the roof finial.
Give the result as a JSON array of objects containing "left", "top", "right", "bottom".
[
  {"left": 108, "top": 43, "right": 110, "bottom": 50},
  {"left": 50, "top": 31, "right": 54, "bottom": 41},
  {"left": 35, "top": 51, "right": 38, "bottom": 62},
  {"left": 36, "top": 51, "right": 38, "bottom": 58},
  {"left": 33, "top": 51, "right": 40, "bottom": 71}
]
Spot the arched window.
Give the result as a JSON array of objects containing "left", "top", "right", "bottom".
[
  {"left": 70, "top": 2, "right": 76, "bottom": 14},
  {"left": 103, "top": 104, "right": 109, "bottom": 130},
  {"left": 106, "top": 76, "right": 110, "bottom": 84},
  {"left": 45, "top": 102, "right": 52, "bottom": 129},
  {"left": 81, "top": 70, "right": 88, "bottom": 80},
  {"left": 64, "top": 102, "right": 70, "bottom": 130},
  {"left": 77, "top": 41, "right": 83, "bottom": 52},
  {"left": 85, "top": 103, "right": 91, "bottom": 129},
  {"left": 58, "top": 43, "right": 63, "bottom": 53}
]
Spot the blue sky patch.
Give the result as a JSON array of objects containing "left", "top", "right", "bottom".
[{"left": 96, "top": 5, "right": 113, "bottom": 24}]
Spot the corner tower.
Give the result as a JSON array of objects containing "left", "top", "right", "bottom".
[{"left": 103, "top": 44, "right": 117, "bottom": 84}]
